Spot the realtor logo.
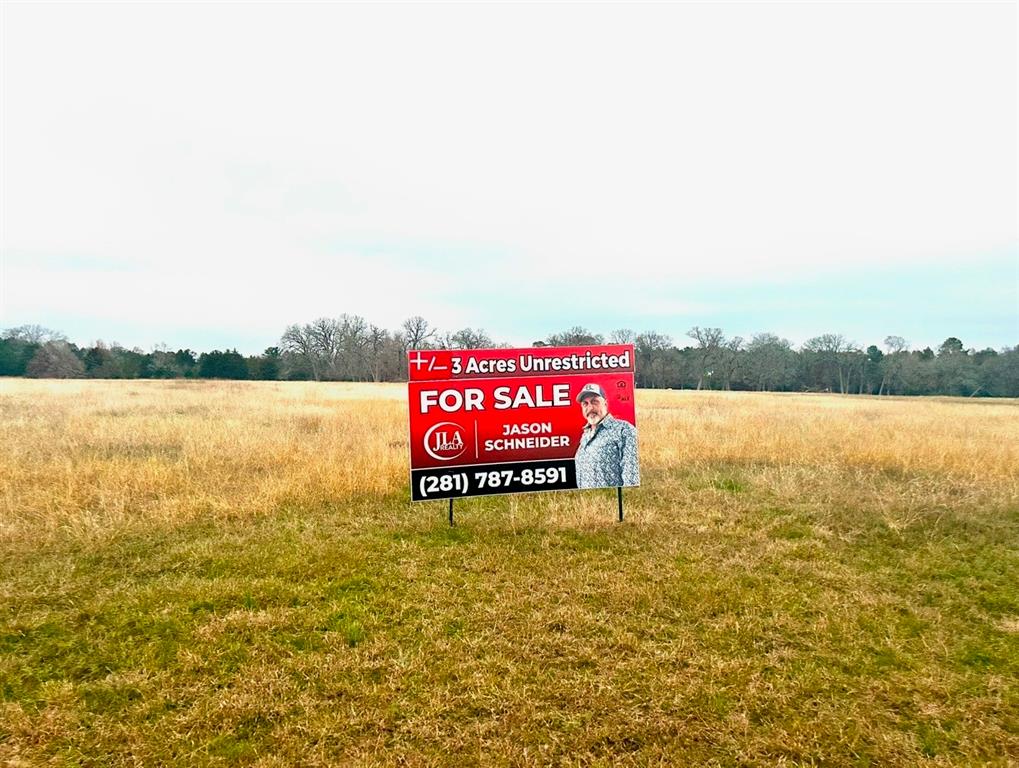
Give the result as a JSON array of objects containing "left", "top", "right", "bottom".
[{"left": 423, "top": 422, "right": 468, "bottom": 461}]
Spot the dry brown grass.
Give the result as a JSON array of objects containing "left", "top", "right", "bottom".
[
  {"left": 2, "top": 380, "right": 1015, "bottom": 542},
  {"left": 1, "top": 380, "right": 409, "bottom": 543}
]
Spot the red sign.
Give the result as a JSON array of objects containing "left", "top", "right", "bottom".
[{"left": 408, "top": 345, "right": 640, "bottom": 501}]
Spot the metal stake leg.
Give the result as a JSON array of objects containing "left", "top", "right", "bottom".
[
  {"left": 617, "top": 487, "right": 623, "bottom": 522},
  {"left": 449, "top": 498, "right": 454, "bottom": 527}
]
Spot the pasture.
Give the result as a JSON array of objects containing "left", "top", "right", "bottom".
[{"left": 1, "top": 380, "right": 1017, "bottom": 766}]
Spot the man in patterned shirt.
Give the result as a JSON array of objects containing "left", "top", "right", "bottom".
[{"left": 573, "top": 383, "right": 641, "bottom": 489}]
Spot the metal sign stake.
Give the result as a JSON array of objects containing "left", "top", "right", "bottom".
[
  {"left": 449, "top": 498, "right": 454, "bottom": 527},
  {"left": 617, "top": 487, "right": 624, "bottom": 522}
]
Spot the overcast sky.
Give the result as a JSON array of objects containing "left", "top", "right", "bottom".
[{"left": 2, "top": 2, "right": 1016, "bottom": 354}]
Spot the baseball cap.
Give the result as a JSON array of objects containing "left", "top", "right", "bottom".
[{"left": 576, "top": 383, "right": 606, "bottom": 403}]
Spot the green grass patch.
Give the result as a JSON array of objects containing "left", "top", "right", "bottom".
[{"left": 2, "top": 482, "right": 1018, "bottom": 765}]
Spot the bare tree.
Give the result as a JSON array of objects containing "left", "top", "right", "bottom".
[
  {"left": 687, "top": 326, "right": 725, "bottom": 390},
  {"left": 745, "top": 333, "right": 796, "bottom": 391},
  {"left": 846, "top": 346, "right": 868, "bottom": 394},
  {"left": 281, "top": 315, "right": 372, "bottom": 380},
  {"left": 634, "top": 331, "right": 672, "bottom": 388},
  {"left": 444, "top": 328, "right": 493, "bottom": 350},
  {"left": 281, "top": 323, "right": 323, "bottom": 380},
  {"left": 802, "top": 333, "right": 857, "bottom": 394},
  {"left": 719, "top": 336, "right": 744, "bottom": 391},
  {"left": 546, "top": 327, "right": 604, "bottom": 346},
  {"left": 382, "top": 333, "right": 411, "bottom": 381},
  {"left": 306, "top": 318, "right": 344, "bottom": 376},
  {"left": 26, "top": 341, "right": 84, "bottom": 378},
  {"left": 364, "top": 325, "right": 391, "bottom": 383},
  {"left": 3, "top": 325, "right": 66, "bottom": 344},
  {"left": 402, "top": 316, "right": 436, "bottom": 351},
  {"left": 879, "top": 335, "right": 909, "bottom": 395},
  {"left": 335, "top": 314, "right": 370, "bottom": 379},
  {"left": 609, "top": 328, "right": 635, "bottom": 345}
]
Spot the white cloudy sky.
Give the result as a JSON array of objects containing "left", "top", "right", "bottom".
[{"left": 2, "top": 2, "right": 1016, "bottom": 353}]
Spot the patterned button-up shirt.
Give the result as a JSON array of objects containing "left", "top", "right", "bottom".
[{"left": 574, "top": 414, "right": 640, "bottom": 489}]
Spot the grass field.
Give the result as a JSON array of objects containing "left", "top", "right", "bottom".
[{"left": 1, "top": 380, "right": 1017, "bottom": 766}]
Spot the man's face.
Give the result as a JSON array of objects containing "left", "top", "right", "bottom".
[{"left": 579, "top": 394, "right": 608, "bottom": 426}]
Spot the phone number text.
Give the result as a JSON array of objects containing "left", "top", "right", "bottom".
[{"left": 410, "top": 459, "right": 576, "bottom": 501}]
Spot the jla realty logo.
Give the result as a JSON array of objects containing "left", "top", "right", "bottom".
[{"left": 423, "top": 422, "right": 467, "bottom": 461}]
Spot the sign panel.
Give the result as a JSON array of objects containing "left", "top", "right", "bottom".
[{"left": 408, "top": 344, "right": 640, "bottom": 501}]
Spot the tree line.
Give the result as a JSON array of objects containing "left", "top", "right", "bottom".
[{"left": 2, "top": 319, "right": 1016, "bottom": 397}]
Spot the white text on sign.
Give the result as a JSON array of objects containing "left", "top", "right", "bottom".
[{"left": 419, "top": 384, "right": 571, "bottom": 414}]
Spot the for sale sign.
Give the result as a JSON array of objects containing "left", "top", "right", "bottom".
[{"left": 408, "top": 344, "right": 640, "bottom": 501}]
